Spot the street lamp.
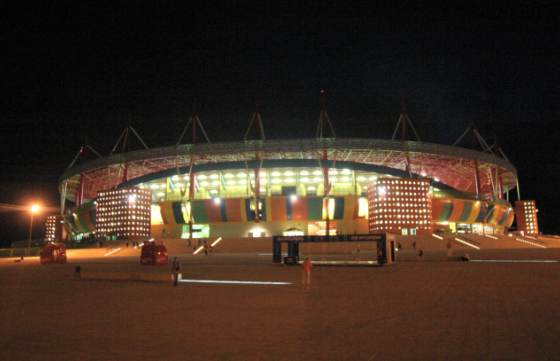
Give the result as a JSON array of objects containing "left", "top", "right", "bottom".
[{"left": 26, "top": 204, "right": 41, "bottom": 258}]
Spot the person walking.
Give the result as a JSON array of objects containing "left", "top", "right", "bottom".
[
  {"left": 171, "top": 257, "right": 181, "bottom": 287},
  {"left": 302, "top": 257, "right": 312, "bottom": 290}
]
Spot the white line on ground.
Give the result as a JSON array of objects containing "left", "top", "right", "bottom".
[
  {"left": 179, "top": 279, "right": 292, "bottom": 285},
  {"left": 431, "top": 234, "right": 444, "bottom": 240},
  {"left": 210, "top": 237, "right": 222, "bottom": 247},
  {"left": 454, "top": 237, "right": 481, "bottom": 250},
  {"left": 515, "top": 237, "right": 546, "bottom": 248},
  {"left": 193, "top": 245, "right": 205, "bottom": 255},
  {"left": 104, "top": 248, "right": 122, "bottom": 256}
]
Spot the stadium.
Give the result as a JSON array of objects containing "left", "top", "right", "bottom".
[{"left": 56, "top": 104, "right": 536, "bottom": 246}]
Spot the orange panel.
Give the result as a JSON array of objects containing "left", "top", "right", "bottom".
[
  {"left": 448, "top": 199, "right": 464, "bottom": 222},
  {"left": 270, "top": 197, "right": 287, "bottom": 221}
]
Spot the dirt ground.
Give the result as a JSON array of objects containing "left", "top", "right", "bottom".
[{"left": 1, "top": 251, "right": 560, "bottom": 361}]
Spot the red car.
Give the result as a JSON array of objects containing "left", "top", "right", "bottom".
[
  {"left": 140, "top": 241, "right": 168, "bottom": 265},
  {"left": 40, "top": 243, "right": 67, "bottom": 264}
]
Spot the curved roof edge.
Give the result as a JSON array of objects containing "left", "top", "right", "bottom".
[{"left": 60, "top": 138, "right": 517, "bottom": 184}]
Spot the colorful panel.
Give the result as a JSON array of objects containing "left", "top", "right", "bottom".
[
  {"left": 261, "top": 197, "right": 269, "bottom": 221},
  {"left": 240, "top": 198, "right": 248, "bottom": 222},
  {"left": 465, "top": 201, "right": 481, "bottom": 223},
  {"left": 244, "top": 198, "right": 253, "bottom": 221},
  {"left": 191, "top": 201, "right": 209, "bottom": 223},
  {"left": 243, "top": 197, "right": 267, "bottom": 221},
  {"left": 171, "top": 202, "right": 185, "bottom": 224},
  {"left": 497, "top": 206, "right": 511, "bottom": 227},
  {"left": 219, "top": 201, "right": 227, "bottom": 222},
  {"left": 333, "top": 197, "right": 345, "bottom": 220},
  {"left": 475, "top": 203, "right": 488, "bottom": 223},
  {"left": 270, "top": 197, "right": 287, "bottom": 221},
  {"left": 204, "top": 200, "right": 222, "bottom": 222},
  {"left": 486, "top": 203, "right": 512, "bottom": 226},
  {"left": 224, "top": 198, "right": 242, "bottom": 222},
  {"left": 448, "top": 199, "right": 464, "bottom": 222},
  {"left": 64, "top": 214, "right": 78, "bottom": 234},
  {"left": 492, "top": 206, "right": 505, "bottom": 225},
  {"left": 291, "top": 197, "right": 308, "bottom": 220},
  {"left": 484, "top": 204, "right": 496, "bottom": 224},
  {"left": 307, "top": 197, "right": 323, "bottom": 220},
  {"left": 432, "top": 199, "right": 453, "bottom": 222},
  {"left": 343, "top": 195, "right": 357, "bottom": 220},
  {"left": 159, "top": 202, "right": 175, "bottom": 225},
  {"left": 458, "top": 201, "right": 473, "bottom": 223},
  {"left": 286, "top": 197, "right": 293, "bottom": 220},
  {"left": 503, "top": 207, "right": 515, "bottom": 228},
  {"left": 76, "top": 202, "right": 96, "bottom": 233}
]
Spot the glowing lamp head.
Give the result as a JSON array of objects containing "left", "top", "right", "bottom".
[
  {"left": 30, "top": 204, "right": 41, "bottom": 214},
  {"left": 290, "top": 194, "right": 298, "bottom": 202},
  {"left": 128, "top": 194, "right": 137, "bottom": 204}
]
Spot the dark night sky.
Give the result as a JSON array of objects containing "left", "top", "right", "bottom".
[{"left": 1, "top": 2, "right": 559, "bottom": 245}]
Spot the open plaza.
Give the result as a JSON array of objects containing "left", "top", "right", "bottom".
[{"left": 1, "top": 238, "right": 560, "bottom": 361}]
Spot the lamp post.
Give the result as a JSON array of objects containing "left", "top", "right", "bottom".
[{"left": 26, "top": 204, "right": 41, "bottom": 258}]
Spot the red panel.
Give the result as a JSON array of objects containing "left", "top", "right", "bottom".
[
  {"left": 224, "top": 198, "right": 242, "bottom": 222},
  {"left": 204, "top": 200, "right": 222, "bottom": 222},
  {"left": 291, "top": 197, "right": 308, "bottom": 220}
]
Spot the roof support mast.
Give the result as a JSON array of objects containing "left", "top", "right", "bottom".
[
  {"left": 177, "top": 103, "right": 210, "bottom": 246},
  {"left": 65, "top": 141, "right": 102, "bottom": 210},
  {"left": 391, "top": 102, "right": 421, "bottom": 178},
  {"left": 453, "top": 125, "right": 496, "bottom": 200},
  {"left": 110, "top": 123, "right": 149, "bottom": 184},
  {"left": 316, "top": 90, "right": 336, "bottom": 237},
  {"left": 244, "top": 100, "right": 266, "bottom": 223}
]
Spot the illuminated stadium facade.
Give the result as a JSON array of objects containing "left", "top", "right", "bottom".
[{"left": 58, "top": 109, "right": 523, "bottom": 241}]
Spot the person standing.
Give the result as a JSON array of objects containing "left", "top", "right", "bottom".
[
  {"left": 446, "top": 241, "right": 453, "bottom": 258},
  {"left": 203, "top": 240, "right": 209, "bottom": 256},
  {"left": 171, "top": 257, "right": 181, "bottom": 287},
  {"left": 302, "top": 257, "right": 312, "bottom": 290}
]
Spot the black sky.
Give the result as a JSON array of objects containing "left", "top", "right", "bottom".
[{"left": 1, "top": 2, "right": 559, "bottom": 245}]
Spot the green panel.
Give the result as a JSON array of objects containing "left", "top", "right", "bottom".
[
  {"left": 307, "top": 197, "right": 323, "bottom": 220},
  {"left": 333, "top": 197, "right": 344, "bottom": 220},
  {"left": 498, "top": 208, "right": 511, "bottom": 226},
  {"left": 191, "top": 201, "right": 209, "bottom": 223},
  {"left": 439, "top": 203, "right": 453, "bottom": 222},
  {"left": 458, "top": 201, "right": 473, "bottom": 222}
]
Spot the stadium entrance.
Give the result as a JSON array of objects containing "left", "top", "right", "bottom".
[{"left": 272, "top": 233, "right": 395, "bottom": 266}]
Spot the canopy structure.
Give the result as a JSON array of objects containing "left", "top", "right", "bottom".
[{"left": 59, "top": 137, "right": 517, "bottom": 203}]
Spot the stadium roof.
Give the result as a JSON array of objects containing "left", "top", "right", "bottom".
[{"left": 59, "top": 137, "right": 517, "bottom": 202}]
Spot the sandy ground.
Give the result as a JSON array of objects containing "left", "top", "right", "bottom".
[{"left": 1, "top": 251, "right": 560, "bottom": 361}]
